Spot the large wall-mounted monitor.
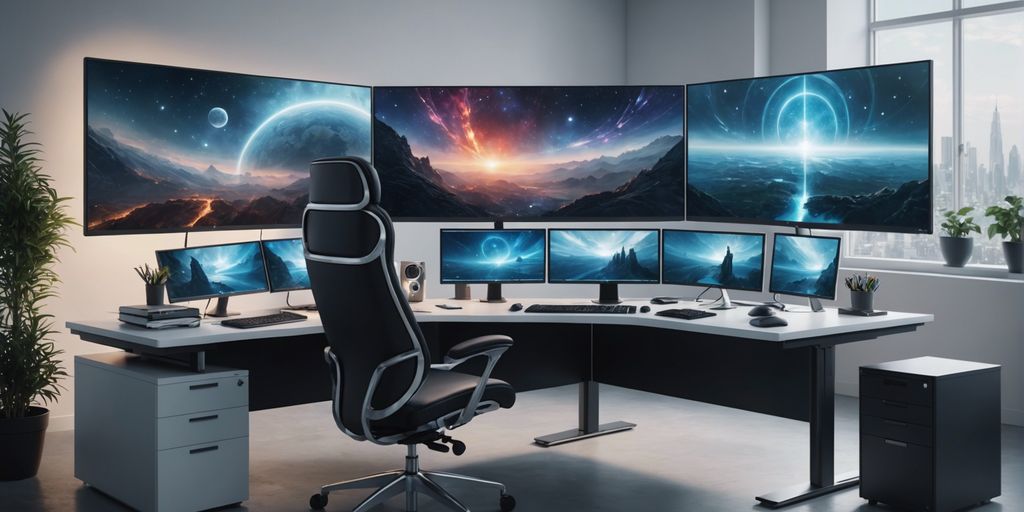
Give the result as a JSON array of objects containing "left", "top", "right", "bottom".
[
  {"left": 155, "top": 241, "right": 269, "bottom": 316},
  {"left": 260, "top": 238, "right": 310, "bottom": 293},
  {"left": 548, "top": 229, "right": 660, "bottom": 303},
  {"left": 768, "top": 234, "right": 842, "bottom": 301},
  {"left": 662, "top": 230, "right": 765, "bottom": 292},
  {"left": 85, "top": 58, "right": 371, "bottom": 235},
  {"left": 686, "top": 60, "right": 932, "bottom": 233},
  {"left": 373, "top": 86, "right": 685, "bottom": 221}
]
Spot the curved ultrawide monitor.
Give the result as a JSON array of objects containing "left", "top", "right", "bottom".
[
  {"left": 686, "top": 60, "right": 932, "bottom": 233},
  {"left": 373, "top": 86, "right": 685, "bottom": 221},
  {"left": 662, "top": 230, "right": 765, "bottom": 292},
  {"left": 155, "top": 241, "right": 269, "bottom": 302},
  {"left": 548, "top": 229, "right": 660, "bottom": 283},
  {"left": 768, "top": 234, "right": 842, "bottom": 300},
  {"left": 260, "top": 238, "right": 310, "bottom": 292},
  {"left": 439, "top": 229, "right": 546, "bottom": 283}
]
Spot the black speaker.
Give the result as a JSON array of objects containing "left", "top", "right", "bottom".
[{"left": 399, "top": 261, "right": 425, "bottom": 302}]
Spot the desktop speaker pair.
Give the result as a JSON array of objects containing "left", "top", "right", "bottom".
[{"left": 399, "top": 261, "right": 425, "bottom": 302}]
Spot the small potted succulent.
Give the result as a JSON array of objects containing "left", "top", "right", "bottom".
[
  {"left": 135, "top": 264, "right": 170, "bottom": 305},
  {"left": 984, "top": 195, "right": 1023, "bottom": 274},
  {"left": 939, "top": 207, "right": 981, "bottom": 267},
  {"left": 844, "top": 273, "right": 880, "bottom": 313}
]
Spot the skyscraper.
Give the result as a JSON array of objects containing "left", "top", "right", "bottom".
[
  {"left": 1009, "top": 145, "right": 1021, "bottom": 193},
  {"left": 989, "top": 104, "right": 1005, "bottom": 196},
  {"left": 967, "top": 143, "right": 979, "bottom": 201}
]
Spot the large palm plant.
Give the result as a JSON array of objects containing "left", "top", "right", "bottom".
[{"left": 0, "top": 110, "right": 75, "bottom": 419}]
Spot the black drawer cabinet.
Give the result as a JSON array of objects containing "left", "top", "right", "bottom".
[{"left": 860, "top": 356, "right": 1001, "bottom": 512}]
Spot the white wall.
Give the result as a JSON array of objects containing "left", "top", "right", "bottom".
[
  {"left": 769, "top": 0, "right": 827, "bottom": 74},
  {"left": 0, "top": 0, "right": 627, "bottom": 430}
]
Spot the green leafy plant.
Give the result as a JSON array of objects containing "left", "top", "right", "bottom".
[
  {"left": 984, "top": 195, "right": 1023, "bottom": 243},
  {"left": 844, "top": 273, "right": 880, "bottom": 293},
  {"left": 135, "top": 264, "right": 169, "bottom": 285},
  {"left": 940, "top": 207, "right": 981, "bottom": 238},
  {"left": 0, "top": 111, "right": 76, "bottom": 419}
]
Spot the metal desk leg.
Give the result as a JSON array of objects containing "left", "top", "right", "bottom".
[{"left": 755, "top": 345, "right": 858, "bottom": 508}]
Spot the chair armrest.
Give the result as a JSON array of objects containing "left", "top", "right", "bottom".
[
  {"left": 444, "top": 335, "right": 514, "bottom": 363},
  {"left": 430, "top": 334, "right": 513, "bottom": 428}
]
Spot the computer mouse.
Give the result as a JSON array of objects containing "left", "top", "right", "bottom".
[
  {"left": 509, "top": 303, "right": 524, "bottom": 312},
  {"left": 748, "top": 305, "right": 776, "bottom": 317},
  {"left": 640, "top": 305, "right": 651, "bottom": 313},
  {"left": 750, "top": 316, "right": 788, "bottom": 328}
]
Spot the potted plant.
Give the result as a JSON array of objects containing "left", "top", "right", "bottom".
[
  {"left": 844, "top": 273, "right": 880, "bottom": 312},
  {"left": 0, "top": 111, "right": 76, "bottom": 480},
  {"left": 984, "top": 195, "right": 1024, "bottom": 273},
  {"left": 135, "top": 264, "right": 170, "bottom": 306},
  {"left": 939, "top": 207, "right": 981, "bottom": 267}
]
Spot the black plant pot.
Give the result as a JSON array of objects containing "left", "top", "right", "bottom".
[
  {"left": 939, "top": 236, "right": 973, "bottom": 267},
  {"left": 1003, "top": 241, "right": 1024, "bottom": 274},
  {"left": 146, "top": 284, "right": 165, "bottom": 306},
  {"left": 0, "top": 406, "right": 49, "bottom": 481}
]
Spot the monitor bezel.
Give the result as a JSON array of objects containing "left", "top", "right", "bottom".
[
  {"left": 438, "top": 228, "right": 548, "bottom": 284},
  {"left": 259, "top": 237, "right": 310, "bottom": 293},
  {"left": 546, "top": 228, "right": 662, "bottom": 285},
  {"left": 684, "top": 59, "right": 934, "bottom": 235},
  {"left": 661, "top": 229, "right": 766, "bottom": 292},
  {"left": 767, "top": 233, "right": 843, "bottom": 301},
  {"left": 154, "top": 240, "right": 271, "bottom": 303},
  {"left": 83, "top": 56, "right": 373, "bottom": 236},
  {"left": 372, "top": 84, "right": 687, "bottom": 223}
]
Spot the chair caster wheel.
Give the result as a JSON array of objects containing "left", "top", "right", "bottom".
[
  {"left": 309, "top": 493, "right": 328, "bottom": 509},
  {"left": 500, "top": 493, "right": 516, "bottom": 511}
]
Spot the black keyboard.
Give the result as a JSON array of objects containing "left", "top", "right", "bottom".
[
  {"left": 524, "top": 304, "right": 636, "bottom": 314},
  {"left": 221, "top": 311, "right": 308, "bottom": 329},
  {"left": 655, "top": 308, "right": 717, "bottom": 320}
]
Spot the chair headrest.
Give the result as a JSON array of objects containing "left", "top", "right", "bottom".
[{"left": 308, "top": 156, "right": 382, "bottom": 207}]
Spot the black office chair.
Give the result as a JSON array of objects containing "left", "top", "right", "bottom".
[{"left": 302, "top": 156, "right": 517, "bottom": 512}]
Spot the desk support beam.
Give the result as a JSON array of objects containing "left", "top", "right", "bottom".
[{"left": 755, "top": 345, "right": 858, "bottom": 508}]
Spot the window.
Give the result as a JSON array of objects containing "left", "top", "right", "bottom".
[{"left": 847, "top": 1, "right": 1024, "bottom": 266}]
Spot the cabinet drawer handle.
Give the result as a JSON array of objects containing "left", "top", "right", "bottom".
[
  {"left": 881, "top": 400, "right": 907, "bottom": 408},
  {"left": 188, "top": 414, "right": 219, "bottom": 423},
  {"left": 189, "top": 382, "right": 219, "bottom": 391},
  {"left": 883, "top": 378, "right": 907, "bottom": 388},
  {"left": 883, "top": 419, "right": 908, "bottom": 428},
  {"left": 884, "top": 439, "right": 908, "bottom": 448},
  {"left": 189, "top": 445, "right": 219, "bottom": 455}
]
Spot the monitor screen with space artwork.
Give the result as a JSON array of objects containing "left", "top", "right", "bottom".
[
  {"left": 373, "top": 86, "right": 685, "bottom": 220},
  {"left": 155, "top": 241, "right": 269, "bottom": 302},
  {"left": 662, "top": 230, "right": 765, "bottom": 292},
  {"left": 440, "top": 229, "right": 546, "bottom": 283},
  {"left": 547, "top": 229, "right": 660, "bottom": 283},
  {"left": 768, "top": 234, "right": 842, "bottom": 300},
  {"left": 686, "top": 60, "right": 932, "bottom": 233},
  {"left": 260, "top": 238, "right": 310, "bottom": 292},
  {"left": 85, "top": 58, "right": 371, "bottom": 235}
]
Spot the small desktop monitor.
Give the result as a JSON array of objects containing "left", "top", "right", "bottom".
[
  {"left": 260, "top": 238, "right": 310, "bottom": 292},
  {"left": 769, "top": 234, "right": 842, "bottom": 307},
  {"left": 548, "top": 229, "right": 660, "bottom": 304},
  {"left": 662, "top": 230, "right": 765, "bottom": 308},
  {"left": 440, "top": 229, "right": 546, "bottom": 302},
  {"left": 155, "top": 241, "right": 269, "bottom": 316}
]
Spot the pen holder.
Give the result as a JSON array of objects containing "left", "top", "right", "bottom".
[
  {"left": 850, "top": 290, "right": 874, "bottom": 312},
  {"left": 145, "top": 284, "right": 165, "bottom": 306}
]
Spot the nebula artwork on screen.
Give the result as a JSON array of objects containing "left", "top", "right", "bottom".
[
  {"left": 662, "top": 231, "right": 765, "bottom": 291},
  {"left": 440, "top": 230, "right": 546, "bottom": 283},
  {"left": 85, "top": 59, "right": 371, "bottom": 233},
  {"left": 548, "top": 230, "right": 660, "bottom": 283},
  {"left": 687, "top": 61, "right": 931, "bottom": 232},
  {"left": 373, "top": 86, "right": 685, "bottom": 219},
  {"left": 261, "top": 238, "right": 310, "bottom": 292},
  {"left": 156, "top": 242, "right": 269, "bottom": 301},
  {"left": 769, "top": 235, "right": 841, "bottom": 299}
]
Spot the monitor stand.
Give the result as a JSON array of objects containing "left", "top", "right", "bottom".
[
  {"left": 783, "top": 297, "right": 825, "bottom": 313},
  {"left": 452, "top": 283, "right": 472, "bottom": 301},
  {"left": 284, "top": 292, "right": 317, "bottom": 311},
  {"left": 592, "top": 283, "right": 622, "bottom": 305},
  {"left": 480, "top": 283, "right": 506, "bottom": 303},
  {"left": 791, "top": 227, "right": 825, "bottom": 313},
  {"left": 206, "top": 297, "right": 239, "bottom": 318},
  {"left": 708, "top": 289, "right": 736, "bottom": 310}
]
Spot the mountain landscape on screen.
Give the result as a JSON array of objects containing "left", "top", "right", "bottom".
[
  {"left": 769, "top": 236, "right": 841, "bottom": 298},
  {"left": 85, "top": 59, "right": 371, "bottom": 233},
  {"left": 156, "top": 243, "right": 268, "bottom": 300},
  {"left": 262, "top": 238, "right": 310, "bottom": 291},
  {"left": 441, "top": 230, "right": 546, "bottom": 283},
  {"left": 687, "top": 61, "right": 931, "bottom": 230},
  {"left": 662, "top": 231, "right": 764, "bottom": 291},
  {"left": 373, "top": 86, "right": 685, "bottom": 219},
  {"left": 549, "top": 230, "right": 660, "bottom": 283}
]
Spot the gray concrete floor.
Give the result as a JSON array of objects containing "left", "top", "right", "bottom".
[{"left": 2, "top": 385, "right": 1021, "bottom": 511}]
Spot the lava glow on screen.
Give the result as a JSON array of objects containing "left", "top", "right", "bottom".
[{"left": 440, "top": 230, "right": 546, "bottom": 283}]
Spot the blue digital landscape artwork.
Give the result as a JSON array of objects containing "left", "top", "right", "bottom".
[
  {"left": 262, "top": 238, "right": 310, "bottom": 291},
  {"left": 157, "top": 242, "right": 268, "bottom": 301},
  {"left": 549, "top": 230, "right": 659, "bottom": 283},
  {"left": 769, "top": 235, "right": 841, "bottom": 299},
  {"left": 662, "top": 231, "right": 764, "bottom": 291},
  {"left": 687, "top": 61, "right": 931, "bottom": 231},
  {"left": 441, "top": 230, "right": 546, "bottom": 283}
]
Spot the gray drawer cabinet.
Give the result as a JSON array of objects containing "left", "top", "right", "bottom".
[{"left": 75, "top": 353, "right": 249, "bottom": 512}]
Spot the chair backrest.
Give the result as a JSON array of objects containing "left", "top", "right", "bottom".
[{"left": 302, "top": 156, "right": 429, "bottom": 437}]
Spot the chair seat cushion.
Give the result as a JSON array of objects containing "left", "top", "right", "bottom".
[{"left": 375, "top": 370, "right": 515, "bottom": 432}]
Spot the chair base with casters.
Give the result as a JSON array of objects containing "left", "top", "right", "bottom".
[{"left": 309, "top": 444, "right": 515, "bottom": 512}]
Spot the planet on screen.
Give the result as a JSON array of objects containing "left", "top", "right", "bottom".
[
  {"left": 769, "top": 235, "right": 841, "bottom": 299},
  {"left": 662, "top": 231, "right": 764, "bottom": 291},
  {"left": 441, "top": 230, "right": 546, "bottom": 283},
  {"left": 156, "top": 242, "right": 268, "bottom": 301},
  {"left": 548, "top": 230, "right": 660, "bottom": 283}
]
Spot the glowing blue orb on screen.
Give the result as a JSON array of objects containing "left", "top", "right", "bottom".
[
  {"left": 481, "top": 236, "right": 512, "bottom": 263},
  {"left": 208, "top": 107, "right": 229, "bottom": 128}
]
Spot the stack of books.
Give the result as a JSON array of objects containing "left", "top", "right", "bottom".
[{"left": 119, "top": 305, "right": 201, "bottom": 329}]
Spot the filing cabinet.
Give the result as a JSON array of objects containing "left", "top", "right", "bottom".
[
  {"left": 76, "top": 353, "right": 249, "bottom": 512},
  {"left": 860, "top": 356, "right": 1000, "bottom": 512}
]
